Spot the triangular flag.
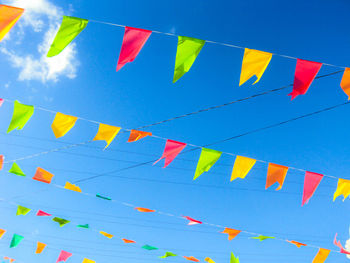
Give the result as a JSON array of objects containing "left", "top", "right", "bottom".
[
  {"left": 340, "top": 68, "right": 350, "bottom": 99},
  {"left": 33, "top": 167, "right": 54, "bottom": 184},
  {"left": 183, "top": 216, "right": 202, "bottom": 225},
  {"left": 154, "top": 139, "right": 186, "bottom": 168},
  {"left": 265, "top": 163, "right": 288, "bottom": 190},
  {"left": 8, "top": 162, "right": 25, "bottom": 176},
  {"left": 135, "top": 207, "right": 155, "bottom": 212},
  {"left": 0, "top": 155, "right": 3, "bottom": 171},
  {"left": 160, "top": 252, "right": 177, "bottom": 258},
  {"left": 250, "top": 235, "right": 275, "bottom": 241},
  {"left": 116, "top": 26, "right": 152, "bottom": 71},
  {"left": 287, "top": 240, "right": 307, "bottom": 248},
  {"left": 77, "top": 224, "right": 89, "bottom": 229},
  {"left": 142, "top": 244, "right": 158, "bottom": 250},
  {"left": 230, "top": 156, "right": 256, "bottom": 181},
  {"left": 0, "top": 229, "right": 6, "bottom": 239},
  {"left": 221, "top": 228, "right": 241, "bottom": 240},
  {"left": 128, "top": 130, "right": 152, "bottom": 142},
  {"left": 122, "top": 238, "right": 136, "bottom": 243},
  {"left": 193, "top": 148, "right": 222, "bottom": 180},
  {"left": 51, "top": 112, "right": 78, "bottom": 138},
  {"left": 35, "top": 242, "right": 46, "bottom": 254},
  {"left": 100, "top": 231, "right": 113, "bottom": 239},
  {"left": 9, "top": 234, "right": 23, "bottom": 248},
  {"left": 0, "top": 5, "right": 24, "bottom": 42},
  {"left": 64, "top": 182, "right": 82, "bottom": 193},
  {"left": 230, "top": 252, "right": 239, "bottom": 263},
  {"left": 96, "top": 194, "right": 111, "bottom": 201},
  {"left": 239, "top": 48, "right": 272, "bottom": 86},
  {"left": 334, "top": 233, "right": 350, "bottom": 254},
  {"left": 7, "top": 100, "right": 34, "bottom": 133},
  {"left": 16, "top": 205, "right": 31, "bottom": 216},
  {"left": 204, "top": 258, "right": 215, "bottom": 263},
  {"left": 312, "top": 248, "right": 330, "bottom": 263},
  {"left": 0, "top": 98, "right": 3, "bottom": 107},
  {"left": 36, "top": 210, "right": 51, "bottom": 216},
  {"left": 3, "top": 257, "right": 14, "bottom": 263},
  {"left": 173, "top": 36, "right": 205, "bottom": 83},
  {"left": 333, "top": 178, "right": 350, "bottom": 201},
  {"left": 183, "top": 256, "right": 199, "bottom": 262},
  {"left": 82, "top": 259, "right": 95, "bottom": 263},
  {"left": 302, "top": 171, "right": 323, "bottom": 206},
  {"left": 56, "top": 250, "right": 72, "bottom": 263},
  {"left": 93, "top": 123, "right": 121, "bottom": 149},
  {"left": 288, "top": 59, "right": 322, "bottom": 100},
  {"left": 52, "top": 217, "right": 70, "bottom": 227},
  {"left": 47, "top": 16, "right": 88, "bottom": 57}
]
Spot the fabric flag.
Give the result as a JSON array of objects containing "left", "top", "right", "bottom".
[
  {"left": 100, "top": 231, "right": 113, "bottom": 239},
  {"left": 0, "top": 98, "right": 3, "bottom": 107},
  {"left": 93, "top": 123, "right": 121, "bottom": 149},
  {"left": 128, "top": 130, "right": 152, "bottom": 142},
  {"left": 302, "top": 171, "right": 323, "bottom": 206},
  {"left": 47, "top": 16, "right": 88, "bottom": 57},
  {"left": 221, "top": 228, "right": 241, "bottom": 240},
  {"left": 33, "top": 167, "right": 54, "bottom": 184},
  {"left": 52, "top": 217, "right": 70, "bottom": 227},
  {"left": 289, "top": 59, "right": 322, "bottom": 100},
  {"left": 312, "top": 248, "right": 330, "bottom": 263},
  {"left": 0, "top": 229, "right": 6, "bottom": 239},
  {"left": 0, "top": 155, "right": 3, "bottom": 171},
  {"left": 16, "top": 205, "right": 31, "bottom": 216},
  {"left": 239, "top": 48, "right": 272, "bottom": 86},
  {"left": 160, "top": 252, "right": 177, "bottom": 258},
  {"left": 265, "top": 163, "right": 288, "bottom": 190},
  {"left": 183, "top": 216, "right": 202, "bottom": 225},
  {"left": 96, "top": 194, "right": 111, "bottom": 200},
  {"left": 122, "top": 238, "right": 136, "bottom": 243},
  {"left": 56, "top": 250, "right": 72, "bottom": 263},
  {"left": 3, "top": 257, "right": 14, "bottom": 263},
  {"left": 64, "top": 182, "right": 82, "bottom": 193},
  {"left": 116, "top": 26, "right": 152, "bottom": 71},
  {"left": 36, "top": 210, "right": 51, "bottom": 216},
  {"left": 173, "top": 36, "right": 205, "bottom": 83},
  {"left": 334, "top": 178, "right": 350, "bottom": 201},
  {"left": 334, "top": 233, "right": 350, "bottom": 254},
  {"left": 8, "top": 162, "right": 25, "bottom": 176},
  {"left": 135, "top": 207, "right": 155, "bottom": 212},
  {"left": 230, "top": 156, "right": 256, "bottom": 181},
  {"left": 340, "top": 68, "right": 350, "bottom": 99},
  {"left": 154, "top": 139, "right": 186, "bottom": 168},
  {"left": 142, "top": 245, "right": 158, "bottom": 250},
  {"left": 0, "top": 5, "right": 24, "bottom": 42},
  {"left": 9, "top": 234, "right": 23, "bottom": 248},
  {"left": 183, "top": 256, "right": 199, "bottom": 262},
  {"left": 7, "top": 100, "right": 34, "bottom": 133},
  {"left": 77, "top": 224, "right": 89, "bottom": 229},
  {"left": 82, "top": 259, "right": 95, "bottom": 263},
  {"left": 204, "top": 258, "right": 215, "bottom": 263},
  {"left": 287, "top": 240, "right": 307, "bottom": 248},
  {"left": 51, "top": 112, "right": 78, "bottom": 138},
  {"left": 35, "top": 242, "right": 46, "bottom": 254},
  {"left": 193, "top": 148, "right": 222, "bottom": 180},
  {"left": 250, "top": 235, "right": 275, "bottom": 241},
  {"left": 230, "top": 252, "right": 239, "bottom": 263}
]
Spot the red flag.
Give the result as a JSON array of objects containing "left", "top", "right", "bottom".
[
  {"left": 36, "top": 210, "right": 52, "bottom": 216},
  {"left": 302, "top": 171, "right": 323, "bottom": 206},
  {"left": 334, "top": 233, "right": 350, "bottom": 255},
  {"left": 56, "top": 251, "right": 72, "bottom": 263},
  {"left": 183, "top": 216, "right": 202, "bottom": 225},
  {"left": 154, "top": 139, "right": 186, "bottom": 168},
  {"left": 289, "top": 59, "right": 322, "bottom": 100},
  {"left": 116, "top": 26, "right": 152, "bottom": 71}
]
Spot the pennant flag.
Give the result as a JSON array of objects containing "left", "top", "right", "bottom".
[
  {"left": 93, "top": 123, "right": 121, "bottom": 149},
  {"left": 51, "top": 112, "right": 78, "bottom": 138},
  {"left": 100, "top": 231, "right": 113, "bottom": 239},
  {"left": 3, "top": 257, "right": 14, "bottom": 263},
  {"left": 122, "top": 238, "right": 136, "bottom": 243},
  {"left": 0, "top": 98, "right": 3, "bottom": 107},
  {"left": 160, "top": 252, "right": 177, "bottom": 258},
  {"left": 0, "top": 155, "right": 4, "bottom": 171},
  {"left": 16, "top": 205, "right": 31, "bottom": 216},
  {"left": 116, "top": 26, "right": 152, "bottom": 71},
  {"left": 47, "top": 16, "right": 88, "bottom": 57},
  {"left": 56, "top": 250, "right": 72, "bottom": 263},
  {"left": 8, "top": 162, "right": 25, "bottom": 176},
  {"left": 333, "top": 178, "right": 350, "bottom": 201},
  {"left": 64, "top": 182, "right": 82, "bottom": 193},
  {"left": 173, "top": 36, "right": 205, "bottom": 83},
  {"left": 287, "top": 240, "right": 307, "bottom": 248},
  {"left": 33, "top": 167, "right": 54, "bottom": 184},
  {"left": 193, "top": 148, "right": 222, "bottom": 180},
  {"left": 9, "top": 234, "right": 23, "bottom": 248},
  {"left": 77, "top": 224, "right": 89, "bottom": 229},
  {"left": 302, "top": 171, "right": 323, "bottom": 206},
  {"left": 183, "top": 216, "right": 202, "bottom": 225},
  {"left": 7, "top": 100, "right": 34, "bottom": 133},
  {"left": 0, "top": 229, "right": 6, "bottom": 239},
  {"left": 142, "top": 244, "right": 158, "bottom": 250},
  {"left": 265, "top": 163, "right": 288, "bottom": 190},
  {"left": 340, "top": 68, "right": 350, "bottom": 99},
  {"left": 36, "top": 210, "right": 51, "bottom": 216},
  {"left": 128, "top": 130, "right": 152, "bottom": 142},
  {"left": 230, "top": 252, "right": 239, "bottom": 263},
  {"left": 52, "top": 217, "right": 70, "bottom": 227},
  {"left": 334, "top": 233, "right": 350, "bottom": 254},
  {"left": 312, "top": 248, "right": 330, "bottom": 263},
  {"left": 239, "top": 48, "right": 272, "bottom": 86},
  {"left": 204, "top": 258, "right": 215, "bottom": 263},
  {"left": 35, "top": 242, "right": 46, "bottom": 254},
  {"left": 250, "top": 235, "right": 275, "bottom": 241},
  {"left": 221, "top": 228, "right": 241, "bottom": 241},
  {"left": 154, "top": 139, "right": 187, "bottom": 168},
  {"left": 230, "top": 156, "right": 256, "bottom": 181},
  {"left": 96, "top": 194, "right": 111, "bottom": 201},
  {"left": 0, "top": 5, "right": 24, "bottom": 42},
  {"left": 135, "top": 207, "right": 155, "bottom": 213},
  {"left": 289, "top": 59, "right": 322, "bottom": 100},
  {"left": 183, "top": 256, "right": 199, "bottom": 262},
  {"left": 82, "top": 259, "right": 95, "bottom": 263}
]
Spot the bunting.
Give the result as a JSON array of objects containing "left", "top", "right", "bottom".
[
  {"left": 128, "top": 130, "right": 152, "bottom": 142},
  {"left": 333, "top": 178, "right": 350, "bottom": 201},
  {"left": 96, "top": 194, "right": 111, "bottom": 201},
  {"left": 312, "top": 248, "right": 330, "bottom": 263},
  {"left": 160, "top": 252, "right": 177, "bottom": 258},
  {"left": 0, "top": 155, "right": 3, "bottom": 171},
  {"left": 122, "top": 238, "right": 136, "bottom": 243},
  {"left": 0, "top": 5, "right": 24, "bottom": 42},
  {"left": 82, "top": 259, "right": 95, "bottom": 263},
  {"left": 230, "top": 252, "right": 239, "bottom": 263},
  {"left": 288, "top": 240, "right": 307, "bottom": 248},
  {"left": 93, "top": 123, "right": 121, "bottom": 149},
  {"left": 52, "top": 217, "right": 70, "bottom": 227},
  {"left": 302, "top": 171, "right": 323, "bottom": 206},
  {"left": 36, "top": 210, "right": 51, "bottom": 216},
  {"left": 8, "top": 162, "right": 25, "bottom": 176},
  {"left": 340, "top": 68, "right": 350, "bottom": 99},
  {"left": 16, "top": 205, "right": 31, "bottom": 216},
  {"left": 250, "top": 235, "right": 275, "bottom": 241},
  {"left": 265, "top": 163, "right": 288, "bottom": 190},
  {"left": 33, "top": 167, "right": 54, "bottom": 184},
  {"left": 230, "top": 156, "right": 256, "bottom": 181},
  {"left": 7, "top": 100, "right": 34, "bottom": 133},
  {"left": 334, "top": 233, "right": 350, "bottom": 254},
  {"left": 183, "top": 256, "right": 199, "bottom": 262},
  {"left": 142, "top": 245, "right": 158, "bottom": 250},
  {"left": 135, "top": 207, "right": 155, "bottom": 212},
  {"left": 51, "top": 112, "right": 78, "bottom": 138},
  {"left": 9, "top": 234, "right": 23, "bottom": 248},
  {"left": 35, "top": 242, "right": 46, "bottom": 254},
  {"left": 100, "top": 231, "right": 113, "bottom": 239},
  {"left": 77, "top": 224, "right": 89, "bottom": 229},
  {"left": 183, "top": 216, "right": 202, "bottom": 225},
  {"left": 221, "top": 228, "right": 241, "bottom": 240},
  {"left": 3, "top": 257, "right": 14, "bottom": 263},
  {"left": 193, "top": 148, "right": 222, "bottom": 180},
  {"left": 204, "top": 258, "right": 215, "bottom": 263},
  {"left": 154, "top": 140, "right": 187, "bottom": 168},
  {"left": 64, "top": 182, "right": 82, "bottom": 193},
  {"left": 0, "top": 229, "right": 6, "bottom": 239},
  {"left": 56, "top": 250, "right": 72, "bottom": 263}
]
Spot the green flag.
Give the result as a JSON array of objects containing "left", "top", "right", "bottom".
[
  {"left": 159, "top": 252, "right": 177, "bottom": 258},
  {"left": 16, "top": 205, "right": 31, "bottom": 216},
  {"left": 230, "top": 252, "right": 239, "bottom": 263},
  {"left": 10, "top": 234, "right": 24, "bottom": 248},
  {"left": 52, "top": 217, "right": 70, "bottom": 227},
  {"left": 193, "top": 148, "right": 222, "bottom": 180},
  {"left": 96, "top": 194, "right": 111, "bottom": 201},
  {"left": 77, "top": 224, "right": 89, "bottom": 229},
  {"left": 173, "top": 36, "right": 205, "bottom": 83},
  {"left": 250, "top": 235, "right": 275, "bottom": 241},
  {"left": 47, "top": 16, "right": 88, "bottom": 57},
  {"left": 9, "top": 162, "right": 25, "bottom": 176},
  {"left": 7, "top": 100, "right": 34, "bottom": 133},
  {"left": 142, "top": 244, "right": 158, "bottom": 250}
]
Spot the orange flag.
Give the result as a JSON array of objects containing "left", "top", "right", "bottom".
[
  {"left": 183, "top": 256, "right": 200, "bottom": 262},
  {"left": 221, "top": 228, "right": 241, "bottom": 240},
  {"left": 288, "top": 240, "right": 307, "bottom": 248},
  {"left": 122, "top": 238, "right": 136, "bottom": 243},
  {"left": 312, "top": 248, "right": 330, "bottom": 263},
  {"left": 128, "top": 130, "right": 152, "bottom": 142},
  {"left": 0, "top": 155, "right": 3, "bottom": 170},
  {"left": 3, "top": 257, "right": 15, "bottom": 263},
  {"left": 340, "top": 68, "right": 350, "bottom": 99},
  {"left": 35, "top": 241, "right": 46, "bottom": 254},
  {"left": 265, "top": 163, "right": 288, "bottom": 190},
  {"left": 33, "top": 167, "right": 54, "bottom": 184},
  {"left": 0, "top": 229, "right": 6, "bottom": 238},
  {"left": 135, "top": 207, "right": 155, "bottom": 213},
  {"left": 0, "top": 5, "right": 24, "bottom": 42}
]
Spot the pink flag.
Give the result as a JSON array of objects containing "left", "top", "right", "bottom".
[
  {"left": 0, "top": 98, "right": 3, "bottom": 107},
  {"left": 36, "top": 210, "right": 52, "bottom": 216},
  {"left": 116, "top": 26, "right": 152, "bottom": 71},
  {"left": 183, "top": 216, "right": 202, "bottom": 225},
  {"left": 289, "top": 59, "right": 322, "bottom": 100},
  {"left": 302, "top": 171, "right": 323, "bottom": 206},
  {"left": 334, "top": 233, "right": 350, "bottom": 255},
  {"left": 56, "top": 250, "right": 72, "bottom": 263},
  {"left": 153, "top": 139, "right": 186, "bottom": 168}
]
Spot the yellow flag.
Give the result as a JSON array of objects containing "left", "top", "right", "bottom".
[
  {"left": 35, "top": 241, "right": 46, "bottom": 254},
  {"left": 51, "top": 112, "right": 78, "bottom": 138},
  {"left": 312, "top": 248, "right": 330, "bottom": 263},
  {"left": 231, "top": 156, "right": 256, "bottom": 181},
  {"left": 239, "top": 48, "right": 272, "bottom": 86},
  {"left": 93, "top": 123, "right": 121, "bottom": 149},
  {"left": 100, "top": 231, "right": 113, "bottom": 239},
  {"left": 82, "top": 259, "right": 95, "bottom": 263},
  {"left": 333, "top": 178, "right": 350, "bottom": 201},
  {"left": 64, "top": 181, "right": 82, "bottom": 193},
  {"left": 205, "top": 258, "right": 215, "bottom": 263}
]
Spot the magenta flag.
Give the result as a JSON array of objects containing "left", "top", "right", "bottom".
[
  {"left": 289, "top": 59, "right": 322, "bottom": 100},
  {"left": 154, "top": 139, "right": 187, "bottom": 168},
  {"left": 36, "top": 210, "right": 52, "bottom": 216},
  {"left": 302, "top": 171, "right": 323, "bottom": 206},
  {"left": 116, "top": 26, "right": 152, "bottom": 71},
  {"left": 56, "top": 250, "right": 72, "bottom": 263}
]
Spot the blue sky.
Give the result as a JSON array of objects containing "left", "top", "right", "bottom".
[{"left": 0, "top": 0, "right": 349, "bottom": 262}]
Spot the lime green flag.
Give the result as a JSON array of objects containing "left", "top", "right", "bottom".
[
  {"left": 230, "top": 252, "right": 239, "bottom": 263},
  {"left": 193, "top": 148, "right": 222, "bottom": 180},
  {"left": 142, "top": 244, "right": 158, "bottom": 250},
  {"left": 173, "top": 36, "right": 205, "bottom": 83},
  {"left": 16, "top": 205, "right": 31, "bottom": 216},
  {"left": 159, "top": 252, "right": 177, "bottom": 258},
  {"left": 7, "top": 100, "right": 34, "bottom": 133},
  {"left": 10, "top": 234, "right": 23, "bottom": 248},
  {"left": 9, "top": 162, "right": 25, "bottom": 176},
  {"left": 52, "top": 217, "right": 70, "bottom": 227},
  {"left": 250, "top": 235, "right": 275, "bottom": 241},
  {"left": 47, "top": 16, "right": 88, "bottom": 57}
]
